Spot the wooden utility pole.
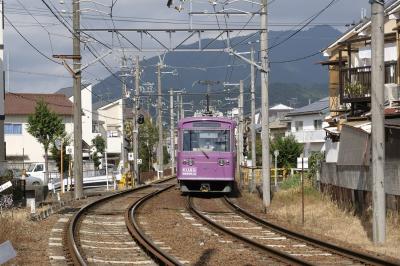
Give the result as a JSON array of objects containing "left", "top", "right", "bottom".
[
  {"left": 250, "top": 45, "right": 257, "bottom": 192},
  {"left": 133, "top": 55, "right": 140, "bottom": 186},
  {"left": 157, "top": 64, "right": 164, "bottom": 179},
  {"left": 170, "top": 89, "right": 175, "bottom": 176},
  {"left": 120, "top": 56, "right": 128, "bottom": 181},
  {"left": 73, "top": 0, "right": 83, "bottom": 199},
  {"left": 371, "top": 0, "right": 386, "bottom": 244},
  {"left": 260, "top": 0, "right": 271, "bottom": 208}
]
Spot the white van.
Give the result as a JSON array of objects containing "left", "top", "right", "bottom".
[{"left": 26, "top": 162, "right": 60, "bottom": 182}]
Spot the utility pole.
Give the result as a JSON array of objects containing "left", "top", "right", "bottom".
[
  {"left": 170, "top": 89, "right": 175, "bottom": 176},
  {"left": 157, "top": 64, "right": 164, "bottom": 179},
  {"left": 238, "top": 80, "right": 244, "bottom": 186},
  {"left": 260, "top": 0, "right": 271, "bottom": 208},
  {"left": 0, "top": 1, "right": 5, "bottom": 169},
  {"left": 133, "top": 55, "right": 140, "bottom": 186},
  {"left": 370, "top": 0, "right": 386, "bottom": 244},
  {"left": 120, "top": 56, "right": 128, "bottom": 182},
  {"left": 180, "top": 94, "right": 184, "bottom": 119},
  {"left": 250, "top": 45, "right": 257, "bottom": 192},
  {"left": 73, "top": 0, "right": 83, "bottom": 199}
]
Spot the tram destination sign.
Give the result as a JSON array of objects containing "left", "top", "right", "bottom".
[{"left": 192, "top": 122, "right": 221, "bottom": 128}]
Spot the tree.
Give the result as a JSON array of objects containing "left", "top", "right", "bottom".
[
  {"left": 91, "top": 135, "right": 106, "bottom": 169},
  {"left": 138, "top": 118, "right": 158, "bottom": 172},
  {"left": 270, "top": 135, "right": 303, "bottom": 168},
  {"left": 50, "top": 133, "right": 71, "bottom": 174},
  {"left": 27, "top": 100, "right": 64, "bottom": 184}
]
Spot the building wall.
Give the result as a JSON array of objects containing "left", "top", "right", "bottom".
[
  {"left": 5, "top": 115, "right": 73, "bottom": 162},
  {"left": 286, "top": 113, "right": 328, "bottom": 152},
  {"left": 97, "top": 100, "right": 123, "bottom": 154},
  {"left": 69, "top": 85, "right": 99, "bottom": 145}
]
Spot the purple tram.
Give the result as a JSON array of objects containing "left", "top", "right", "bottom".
[{"left": 177, "top": 116, "right": 236, "bottom": 193}]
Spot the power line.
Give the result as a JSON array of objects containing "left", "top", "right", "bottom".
[{"left": 4, "top": 15, "right": 61, "bottom": 65}]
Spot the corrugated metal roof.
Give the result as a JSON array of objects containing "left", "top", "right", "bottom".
[
  {"left": 287, "top": 97, "right": 329, "bottom": 116},
  {"left": 343, "top": 120, "right": 371, "bottom": 134}
]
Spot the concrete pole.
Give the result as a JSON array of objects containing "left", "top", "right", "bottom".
[
  {"left": 170, "top": 89, "right": 175, "bottom": 175},
  {"left": 239, "top": 80, "right": 244, "bottom": 167},
  {"left": 250, "top": 45, "right": 257, "bottom": 192},
  {"left": 105, "top": 150, "right": 108, "bottom": 191},
  {"left": 176, "top": 93, "right": 181, "bottom": 121},
  {"left": 0, "top": 1, "right": 5, "bottom": 166},
  {"left": 370, "top": 0, "right": 386, "bottom": 244},
  {"left": 157, "top": 64, "right": 164, "bottom": 179},
  {"left": 73, "top": 0, "right": 83, "bottom": 199},
  {"left": 61, "top": 142, "right": 64, "bottom": 194},
  {"left": 260, "top": 0, "right": 271, "bottom": 208},
  {"left": 120, "top": 57, "right": 127, "bottom": 180},
  {"left": 180, "top": 94, "right": 184, "bottom": 119},
  {"left": 133, "top": 55, "right": 140, "bottom": 186}
]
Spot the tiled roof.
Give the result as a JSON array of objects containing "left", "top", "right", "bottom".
[
  {"left": 287, "top": 97, "right": 329, "bottom": 116},
  {"left": 5, "top": 93, "right": 73, "bottom": 116}
]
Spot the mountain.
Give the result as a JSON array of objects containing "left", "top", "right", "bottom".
[{"left": 92, "top": 25, "right": 341, "bottom": 113}]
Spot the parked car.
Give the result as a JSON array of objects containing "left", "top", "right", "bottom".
[{"left": 13, "top": 175, "right": 43, "bottom": 186}]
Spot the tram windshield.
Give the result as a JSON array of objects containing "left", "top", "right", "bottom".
[{"left": 183, "top": 130, "right": 230, "bottom": 152}]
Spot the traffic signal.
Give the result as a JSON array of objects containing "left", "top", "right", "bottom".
[{"left": 137, "top": 114, "right": 145, "bottom": 124}]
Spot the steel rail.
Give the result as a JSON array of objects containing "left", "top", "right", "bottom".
[
  {"left": 66, "top": 176, "right": 175, "bottom": 266},
  {"left": 127, "top": 184, "right": 183, "bottom": 266},
  {"left": 224, "top": 196, "right": 400, "bottom": 266},
  {"left": 187, "top": 196, "right": 313, "bottom": 266}
]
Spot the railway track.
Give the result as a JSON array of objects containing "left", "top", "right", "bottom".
[
  {"left": 188, "top": 196, "right": 398, "bottom": 266},
  {"left": 66, "top": 177, "right": 178, "bottom": 266}
]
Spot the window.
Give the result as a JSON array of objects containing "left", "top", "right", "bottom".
[
  {"left": 314, "top": 120, "right": 323, "bottom": 130},
  {"left": 287, "top": 122, "right": 291, "bottom": 131},
  {"left": 183, "top": 130, "right": 230, "bottom": 152},
  {"left": 107, "top": 130, "right": 120, "bottom": 138},
  {"left": 5, "top": 123, "right": 22, "bottom": 134},
  {"left": 92, "top": 122, "right": 100, "bottom": 133},
  {"left": 35, "top": 164, "right": 44, "bottom": 172},
  {"left": 294, "top": 121, "right": 303, "bottom": 132}
]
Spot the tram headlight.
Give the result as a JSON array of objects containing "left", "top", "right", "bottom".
[
  {"left": 218, "top": 159, "right": 225, "bottom": 166},
  {"left": 188, "top": 159, "right": 194, "bottom": 166}
]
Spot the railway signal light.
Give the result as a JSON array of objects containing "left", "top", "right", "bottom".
[{"left": 137, "top": 114, "right": 145, "bottom": 124}]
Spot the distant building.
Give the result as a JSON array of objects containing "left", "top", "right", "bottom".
[
  {"left": 285, "top": 97, "right": 329, "bottom": 152},
  {"left": 4, "top": 93, "right": 73, "bottom": 162}
]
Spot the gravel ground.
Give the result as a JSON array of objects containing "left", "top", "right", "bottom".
[
  {"left": 1, "top": 188, "right": 119, "bottom": 265},
  {"left": 233, "top": 188, "right": 400, "bottom": 262},
  {"left": 137, "top": 188, "right": 287, "bottom": 265}
]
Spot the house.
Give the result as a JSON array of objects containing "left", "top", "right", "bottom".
[
  {"left": 56, "top": 84, "right": 100, "bottom": 147},
  {"left": 4, "top": 93, "right": 73, "bottom": 162},
  {"left": 320, "top": 1, "right": 400, "bottom": 212},
  {"left": 322, "top": 1, "right": 400, "bottom": 115},
  {"left": 285, "top": 97, "right": 329, "bottom": 152},
  {"left": 96, "top": 98, "right": 133, "bottom": 165}
]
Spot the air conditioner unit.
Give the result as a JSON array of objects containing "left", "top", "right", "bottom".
[{"left": 384, "top": 83, "right": 400, "bottom": 107}]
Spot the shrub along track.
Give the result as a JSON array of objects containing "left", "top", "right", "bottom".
[
  {"left": 188, "top": 195, "right": 399, "bottom": 266},
  {"left": 66, "top": 177, "right": 177, "bottom": 266}
]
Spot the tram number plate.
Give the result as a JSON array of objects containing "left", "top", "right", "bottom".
[{"left": 182, "top": 167, "right": 197, "bottom": 176}]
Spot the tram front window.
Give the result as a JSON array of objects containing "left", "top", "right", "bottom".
[{"left": 183, "top": 130, "right": 230, "bottom": 152}]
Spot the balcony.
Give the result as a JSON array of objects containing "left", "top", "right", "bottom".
[
  {"left": 285, "top": 130, "right": 326, "bottom": 143},
  {"left": 339, "top": 61, "right": 397, "bottom": 103}
]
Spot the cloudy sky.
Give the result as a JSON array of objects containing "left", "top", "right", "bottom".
[{"left": 5, "top": 0, "right": 371, "bottom": 93}]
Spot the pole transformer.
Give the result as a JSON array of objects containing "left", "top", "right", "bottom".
[
  {"left": 73, "top": 0, "right": 83, "bottom": 199},
  {"left": 370, "top": 0, "right": 386, "bottom": 244}
]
